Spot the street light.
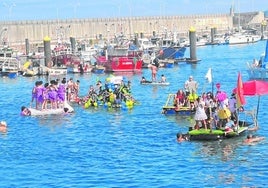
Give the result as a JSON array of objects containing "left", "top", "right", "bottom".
[
  {"left": 0, "top": 27, "right": 8, "bottom": 46},
  {"left": 3, "top": 2, "right": 16, "bottom": 20}
]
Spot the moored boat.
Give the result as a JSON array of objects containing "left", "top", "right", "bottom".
[
  {"left": 246, "top": 39, "right": 268, "bottom": 80},
  {"left": 0, "top": 57, "right": 20, "bottom": 78},
  {"left": 96, "top": 47, "right": 143, "bottom": 73}
]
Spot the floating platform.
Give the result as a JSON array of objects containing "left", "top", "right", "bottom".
[{"left": 141, "top": 82, "right": 170, "bottom": 86}]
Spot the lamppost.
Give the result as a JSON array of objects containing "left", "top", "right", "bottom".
[
  {"left": 56, "top": 25, "right": 71, "bottom": 43},
  {"left": 72, "top": 0, "right": 80, "bottom": 18},
  {"left": 3, "top": 2, "right": 16, "bottom": 20},
  {"left": 0, "top": 27, "right": 8, "bottom": 46}
]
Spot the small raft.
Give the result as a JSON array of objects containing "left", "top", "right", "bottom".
[
  {"left": 23, "top": 101, "right": 74, "bottom": 116},
  {"left": 141, "top": 82, "right": 170, "bottom": 86}
]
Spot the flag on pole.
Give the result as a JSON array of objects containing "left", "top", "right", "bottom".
[
  {"left": 205, "top": 68, "right": 212, "bottom": 83},
  {"left": 236, "top": 72, "right": 246, "bottom": 108}
]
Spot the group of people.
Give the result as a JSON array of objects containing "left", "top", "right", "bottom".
[
  {"left": 174, "top": 75, "right": 265, "bottom": 143},
  {"left": 26, "top": 77, "right": 80, "bottom": 111},
  {"left": 174, "top": 76, "right": 241, "bottom": 131},
  {"left": 78, "top": 78, "right": 136, "bottom": 109}
]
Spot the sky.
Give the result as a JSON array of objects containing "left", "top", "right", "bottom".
[{"left": 0, "top": 0, "right": 267, "bottom": 21}]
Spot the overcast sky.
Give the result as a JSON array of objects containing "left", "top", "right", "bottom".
[{"left": 0, "top": 0, "right": 267, "bottom": 21}]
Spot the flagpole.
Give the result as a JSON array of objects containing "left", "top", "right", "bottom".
[{"left": 211, "top": 68, "right": 214, "bottom": 94}]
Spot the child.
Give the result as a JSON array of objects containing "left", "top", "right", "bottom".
[{"left": 160, "top": 74, "right": 166, "bottom": 83}]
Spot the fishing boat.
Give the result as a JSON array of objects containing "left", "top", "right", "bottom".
[
  {"left": 0, "top": 57, "right": 20, "bottom": 78},
  {"left": 246, "top": 40, "right": 268, "bottom": 80},
  {"left": 0, "top": 47, "right": 20, "bottom": 78},
  {"left": 95, "top": 46, "right": 143, "bottom": 73}
]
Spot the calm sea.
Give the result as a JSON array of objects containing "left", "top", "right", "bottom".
[{"left": 0, "top": 41, "right": 268, "bottom": 187}]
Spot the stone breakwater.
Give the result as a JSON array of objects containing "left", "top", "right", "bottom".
[{"left": 0, "top": 11, "right": 264, "bottom": 49}]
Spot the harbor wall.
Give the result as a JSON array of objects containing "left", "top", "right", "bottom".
[{"left": 0, "top": 11, "right": 265, "bottom": 51}]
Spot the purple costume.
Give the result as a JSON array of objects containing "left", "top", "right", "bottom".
[
  {"left": 57, "top": 84, "right": 66, "bottom": 102},
  {"left": 48, "top": 86, "right": 58, "bottom": 102},
  {"left": 36, "top": 86, "right": 45, "bottom": 103}
]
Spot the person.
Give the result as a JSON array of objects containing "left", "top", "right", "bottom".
[
  {"left": 243, "top": 134, "right": 265, "bottom": 144},
  {"left": 30, "top": 81, "right": 38, "bottom": 108},
  {"left": 194, "top": 97, "right": 207, "bottom": 130},
  {"left": 184, "top": 76, "right": 198, "bottom": 96},
  {"left": 224, "top": 118, "right": 237, "bottom": 135},
  {"left": 57, "top": 79, "right": 67, "bottom": 108},
  {"left": 149, "top": 50, "right": 162, "bottom": 82},
  {"left": 140, "top": 76, "right": 151, "bottom": 84},
  {"left": 21, "top": 106, "right": 31, "bottom": 116},
  {"left": 252, "top": 58, "right": 259, "bottom": 67},
  {"left": 35, "top": 81, "right": 45, "bottom": 110},
  {"left": 66, "top": 78, "right": 74, "bottom": 101},
  {"left": 248, "top": 126, "right": 259, "bottom": 131},
  {"left": 150, "top": 62, "right": 158, "bottom": 82},
  {"left": 160, "top": 74, "right": 166, "bottom": 83},
  {"left": 228, "top": 93, "right": 237, "bottom": 121},
  {"left": 0, "top": 121, "right": 7, "bottom": 133},
  {"left": 73, "top": 80, "right": 80, "bottom": 100},
  {"left": 175, "top": 89, "right": 186, "bottom": 107},
  {"left": 176, "top": 133, "right": 188, "bottom": 142}
]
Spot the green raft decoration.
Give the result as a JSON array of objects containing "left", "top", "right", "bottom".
[
  {"left": 189, "top": 129, "right": 225, "bottom": 136},
  {"left": 189, "top": 127, "right": 248, "bottom": 137}
]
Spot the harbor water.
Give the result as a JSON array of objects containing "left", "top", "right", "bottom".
[{"left": 0, "top": 41, "right": 268, "bottom": 187}]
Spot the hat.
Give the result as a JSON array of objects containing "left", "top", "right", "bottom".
[
  {"left": 189, "top": 76, "right": 193, "bottom": 79},
  {"left": 0, "top": 121, "right": 7, "bottom": 127}
]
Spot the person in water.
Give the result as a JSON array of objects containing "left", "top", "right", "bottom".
[
  {"left": 21, "top": 106, "right": 31, "bottom": 116},
  {"left": 176, "top": 133, "right": 188, "bottom": 142},
  {"left": 0, "top": 121, "right": 7, "bottom": 133},
  {"left": 243, "top": 134, "right": 265, "bottom": 144},
  {"left": 140, "top": 76, "right": 152, "bottom": 84},
  {"left": 160, "top": 74, "right": 167, "bottom": 83}
]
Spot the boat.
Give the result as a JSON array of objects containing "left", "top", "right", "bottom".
[
  {"left": 0, "top": 47, "right": 20, "bottom": 78},
  {"left": 95, "top": 46, "right": 143, "bottom": 73},
  {"left": 91, "top": 65, "right": 105, "bottom": 74},
  {"left": 246, "top": 39, "right": 268, "bottom": 80},
  {"left": 137, "top": 38, "right": 156, "bottom": 50},
  {"left": 162, "top": 94, "right": 195, "bottom": 115},
  {"left": 0, "top": 57, "right": 20, "bottom": 78},
  {"left": 226, "top": 30, "right": 261, "bottom": 45},
  {"left": 52, "top": 44, "right": 83, "bottom": 74},
  {"left": 160, "top": 38, "right": 187, "bottom": 60},
  {"left": 21, "top": 101, "right": 74, "bottom": 116}
]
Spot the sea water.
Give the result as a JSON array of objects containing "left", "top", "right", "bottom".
[{"left": 0, "top": 41, "right": 268, "bottom": 187}]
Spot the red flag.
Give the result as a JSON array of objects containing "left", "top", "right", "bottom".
[{"left": 236, "top": 72, "right": 246, "bottom": 108}]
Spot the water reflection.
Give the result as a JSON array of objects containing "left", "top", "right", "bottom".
[
  {"left": 37, "top": 114, "right": 73, "bottom": 131},
  {"left": 194, "top": 138, "right": 244, "bottom": 162}
]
